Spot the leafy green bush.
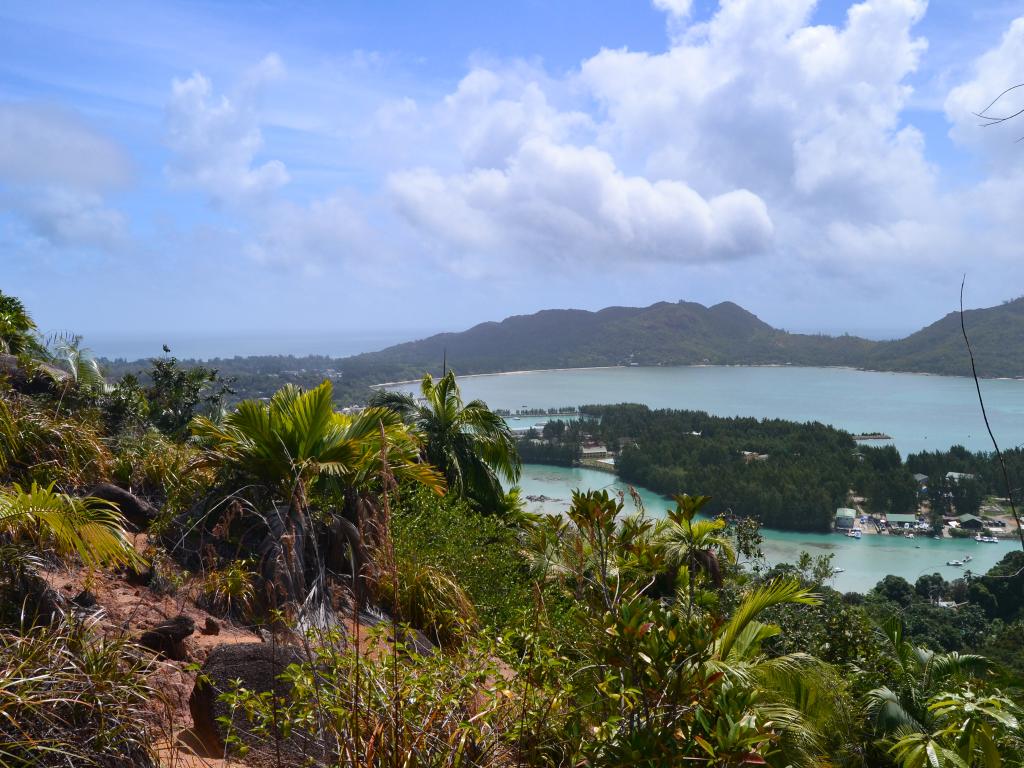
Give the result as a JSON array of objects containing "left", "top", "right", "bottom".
[
  {"left": 219, "top": 625, "right": 515, "bottom": 767},
  {"left": 110, "top": 429, "right": 213, "bottom": 520},
  {"left": 200, "top": 558, "right": 256, "bottom": 620},
  {"left": 391, "top": 485, "right": 532, "bottom": 631}
]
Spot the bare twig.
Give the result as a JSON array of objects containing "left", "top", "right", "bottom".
[
  {"left": 959, "top": 277, "right": 1024, "bottom": 551},
  {"left": 975, "top": 83, "right": 1024, "bottom": 123}
]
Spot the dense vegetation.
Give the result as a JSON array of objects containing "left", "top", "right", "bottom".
[
  {"left": 585, "top": 404, "right": 858, "bottom": 531},
  {"left": 521, "top": 404, "right": 1023, "bottom": 534},
  {"left": 1, "top": 290, "right": 1022, "bottom": 767}
]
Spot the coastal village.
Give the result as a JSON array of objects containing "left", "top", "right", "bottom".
[
  {"left": 507, "top": 409, "right": 1021, "bottom": 549},
  {"left": 832, "top": 470, "right": 1019, "bottom": 542}
]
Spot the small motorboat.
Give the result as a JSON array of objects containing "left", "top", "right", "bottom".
[
  {"left": 846, "top": 528, "right": 862, "bottom": 539},
  {"left": 963, "top": 554, "right": 972, "bottom": 563},
  {"left": 833, "top": 567, "right": 845, "bottom": 574},
  {"left": 904, "top": 531, "right": 915, "bottom": 539},
  {"left": 946, "top": 560, "right": 964, "bottom": 567}
]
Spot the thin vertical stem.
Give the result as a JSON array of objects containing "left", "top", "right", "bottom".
[{"left": 960, "top": 278, "right": 1024, "bottom": 551}]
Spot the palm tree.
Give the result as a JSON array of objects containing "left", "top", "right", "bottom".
[
  {"left": 889, "top": 687, "right": 1023, "bottom": 768},
  {"left": 47, "top": 335, "right": 107, "bottom": 395},
  {"left": 0, "top": 482, "right": 140, "bottom": 573},
  {"left": 369, "top": 371, "right": 520, "bottom": 512},
  {"left": 191, "top": 379, "right": 444, "bottom": 612},
  {"left": 658, "top": 493, "right": 736, "bottom": 617},
  {"left": 704, "top": 578, "right": 861, "bottom": 768},
  {"left": 0, "top": 292, "right": 44, "bottom": 358},
  {"left": 864, "top": 617, "right": 994, "bottom": 751}
]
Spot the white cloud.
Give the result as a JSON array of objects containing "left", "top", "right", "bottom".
[
  {"left": 163, "top": 58, "right": 384, "bottom": 272},
  {"left": 945, "top": 17, "right": 1024, "bottom": 168},
  {"left": 0, "top": 104, "right": 131, "bottom": 189},
  {"left": 385, "top": 0, "right": 951, "bottom": 279},
  {"left": 245, "top": 196, "right": 373, "bottom": 273},
  {"left": 18, "top": 189, "right": 128, "bottom": 251},
  {"left": 165, "top": 55, "right": 289, "bottom": 206},
  {"left": 652, "top": 0, "right": 693, "bottom": 19},
  {"left": 942, "top": 15, "right": 1024, "bottom": 266},
  {"left": 439, "top": 67, "right": 593, "bottom": 169},
  {"left": 390, "top": 136, "right": 772, "bottom": 269},
  {"left": 0, "top": 103, "right": 131, "bottom": 254}
]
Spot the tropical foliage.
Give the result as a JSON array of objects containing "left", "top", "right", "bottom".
[
  {"left": 0, "top": 617, "right": 157, "bottom": 768},
  {"left": 0, "top": 291, "right": 44, "bottom": 358},
  {"left": 0, "top": 290, "right": 1021, "bottom": 768},
  {"left": 369, "top": 371, "right": 520, "bottom": 512},
  {"left": 190, "top": 378, "right": 444, "bottom": 612},
  {"left": 0, "top": 483, "right": 139, "bottom": 571}
]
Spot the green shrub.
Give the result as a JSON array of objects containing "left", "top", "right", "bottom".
[
  {"left": 200, "top": 558, "right": 256, "bottom": 620},
  {"left": 110, "top": 429, "right": 214, "bottom": 523},
  {"left": 219, "top": 625, "right": 515, "bottom": 767},
  {"left": 376, "top": 559, "right": 478, "bottom": 647},
  {"left": 391, "top": 485, "right": 532, "bottom": 631}
]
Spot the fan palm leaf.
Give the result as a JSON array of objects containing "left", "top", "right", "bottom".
[
  {"left": 192, "top": 380, "right": 444, "bottom": 498},
  {"left": 0, "top": 483, "right": 140, "bottom": 569}
]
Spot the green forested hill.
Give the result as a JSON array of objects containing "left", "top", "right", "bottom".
[
  {"left": 341, "top": 300, "right": 874, "bottom": 377},
  {"left": 100, "top": 296, "right": 1024, "bottom": 405},
  {"left": 868, "top": 297, "right": 1024, "bottom": 377},
  {"left": 343, "top": 296, "right": 1024, "bottom": 383}
]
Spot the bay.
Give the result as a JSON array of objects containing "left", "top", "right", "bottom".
[
  {"left": 390, "top": 365, "right": 1024, "bottom": 590},
  {"left": 519, "top": 464, "right": 1016, "bottom": 593},
  {"left": 400, "top": 365, "right": 1024, "bottom": 456}
]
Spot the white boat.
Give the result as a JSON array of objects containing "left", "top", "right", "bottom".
[
  {"left": 846, "top": 528, "right": 862, "bottom": 539},
  {"left": 946, "top": 560, "right": 964, "bottom": 567},
  {"left": 975, "top": 535, "right": 998, "bottom": 543},
  {"left": 833, "top": 567, "right": 845, "bottom": 574},
  {"left": 963, "top": 554, "right": 972, "bottom": 563},
  {"left": 904, "top": 531, "right": 915, "bottom": 539}
]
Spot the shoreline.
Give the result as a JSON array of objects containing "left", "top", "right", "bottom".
[
  {"left": 372, "top": 364, "right": 626, "bottom": 388},
  {"left": 373, "top": 362, "right": 1024, "bottom": 388}
]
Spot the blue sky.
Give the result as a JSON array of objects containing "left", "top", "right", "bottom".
[{"left": 3, "top": 0, "right": 1024, "bottom": 356}]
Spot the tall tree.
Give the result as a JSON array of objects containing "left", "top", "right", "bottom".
[
  {"left": 369, "top": 371, "right": 520, "bottom": 512},
  {"left": 0, "top": 292, "right": 44, "bottom": 358}
]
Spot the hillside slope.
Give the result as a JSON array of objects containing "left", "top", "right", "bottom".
[
  {"left": 339, "top": 296, "right": 1024, "bottom": 385},
  {"left": 868, "top": 297, "right": 1024, "bottom": 378}
]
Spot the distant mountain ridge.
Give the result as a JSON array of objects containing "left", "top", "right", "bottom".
[{"left": 339, "top": 297, "right": 1024, "bottom": 384}]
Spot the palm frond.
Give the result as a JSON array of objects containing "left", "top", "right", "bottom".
[
  {"left": 0, "top": 483, "right": 141, "bottom": 569},
  {"left": 865, "top": 686, "right": 925, "bottom": 733},
  {"left": 715, "top": 578, "right": 819, "bottom": 661}
]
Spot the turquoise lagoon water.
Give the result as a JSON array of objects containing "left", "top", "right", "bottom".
[
  {"left": 390, "top": 366, "right": 1024, "bottom": 590},
  {"left": 395, "top": 365, "right": 1024, "bottom": 456},
  {"left": 520, "top": 464, "right": 1016, "bottom": 593}
]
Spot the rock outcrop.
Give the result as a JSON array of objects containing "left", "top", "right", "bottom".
[
  {"left": 189, "top": 642, "right": 324, "bottom": 762},
  {"left": 138, "top": 614, "right": 195, "bottom": 660},
  {"left": 88, "top": 483, "right": 159, "bottom": 530}
]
